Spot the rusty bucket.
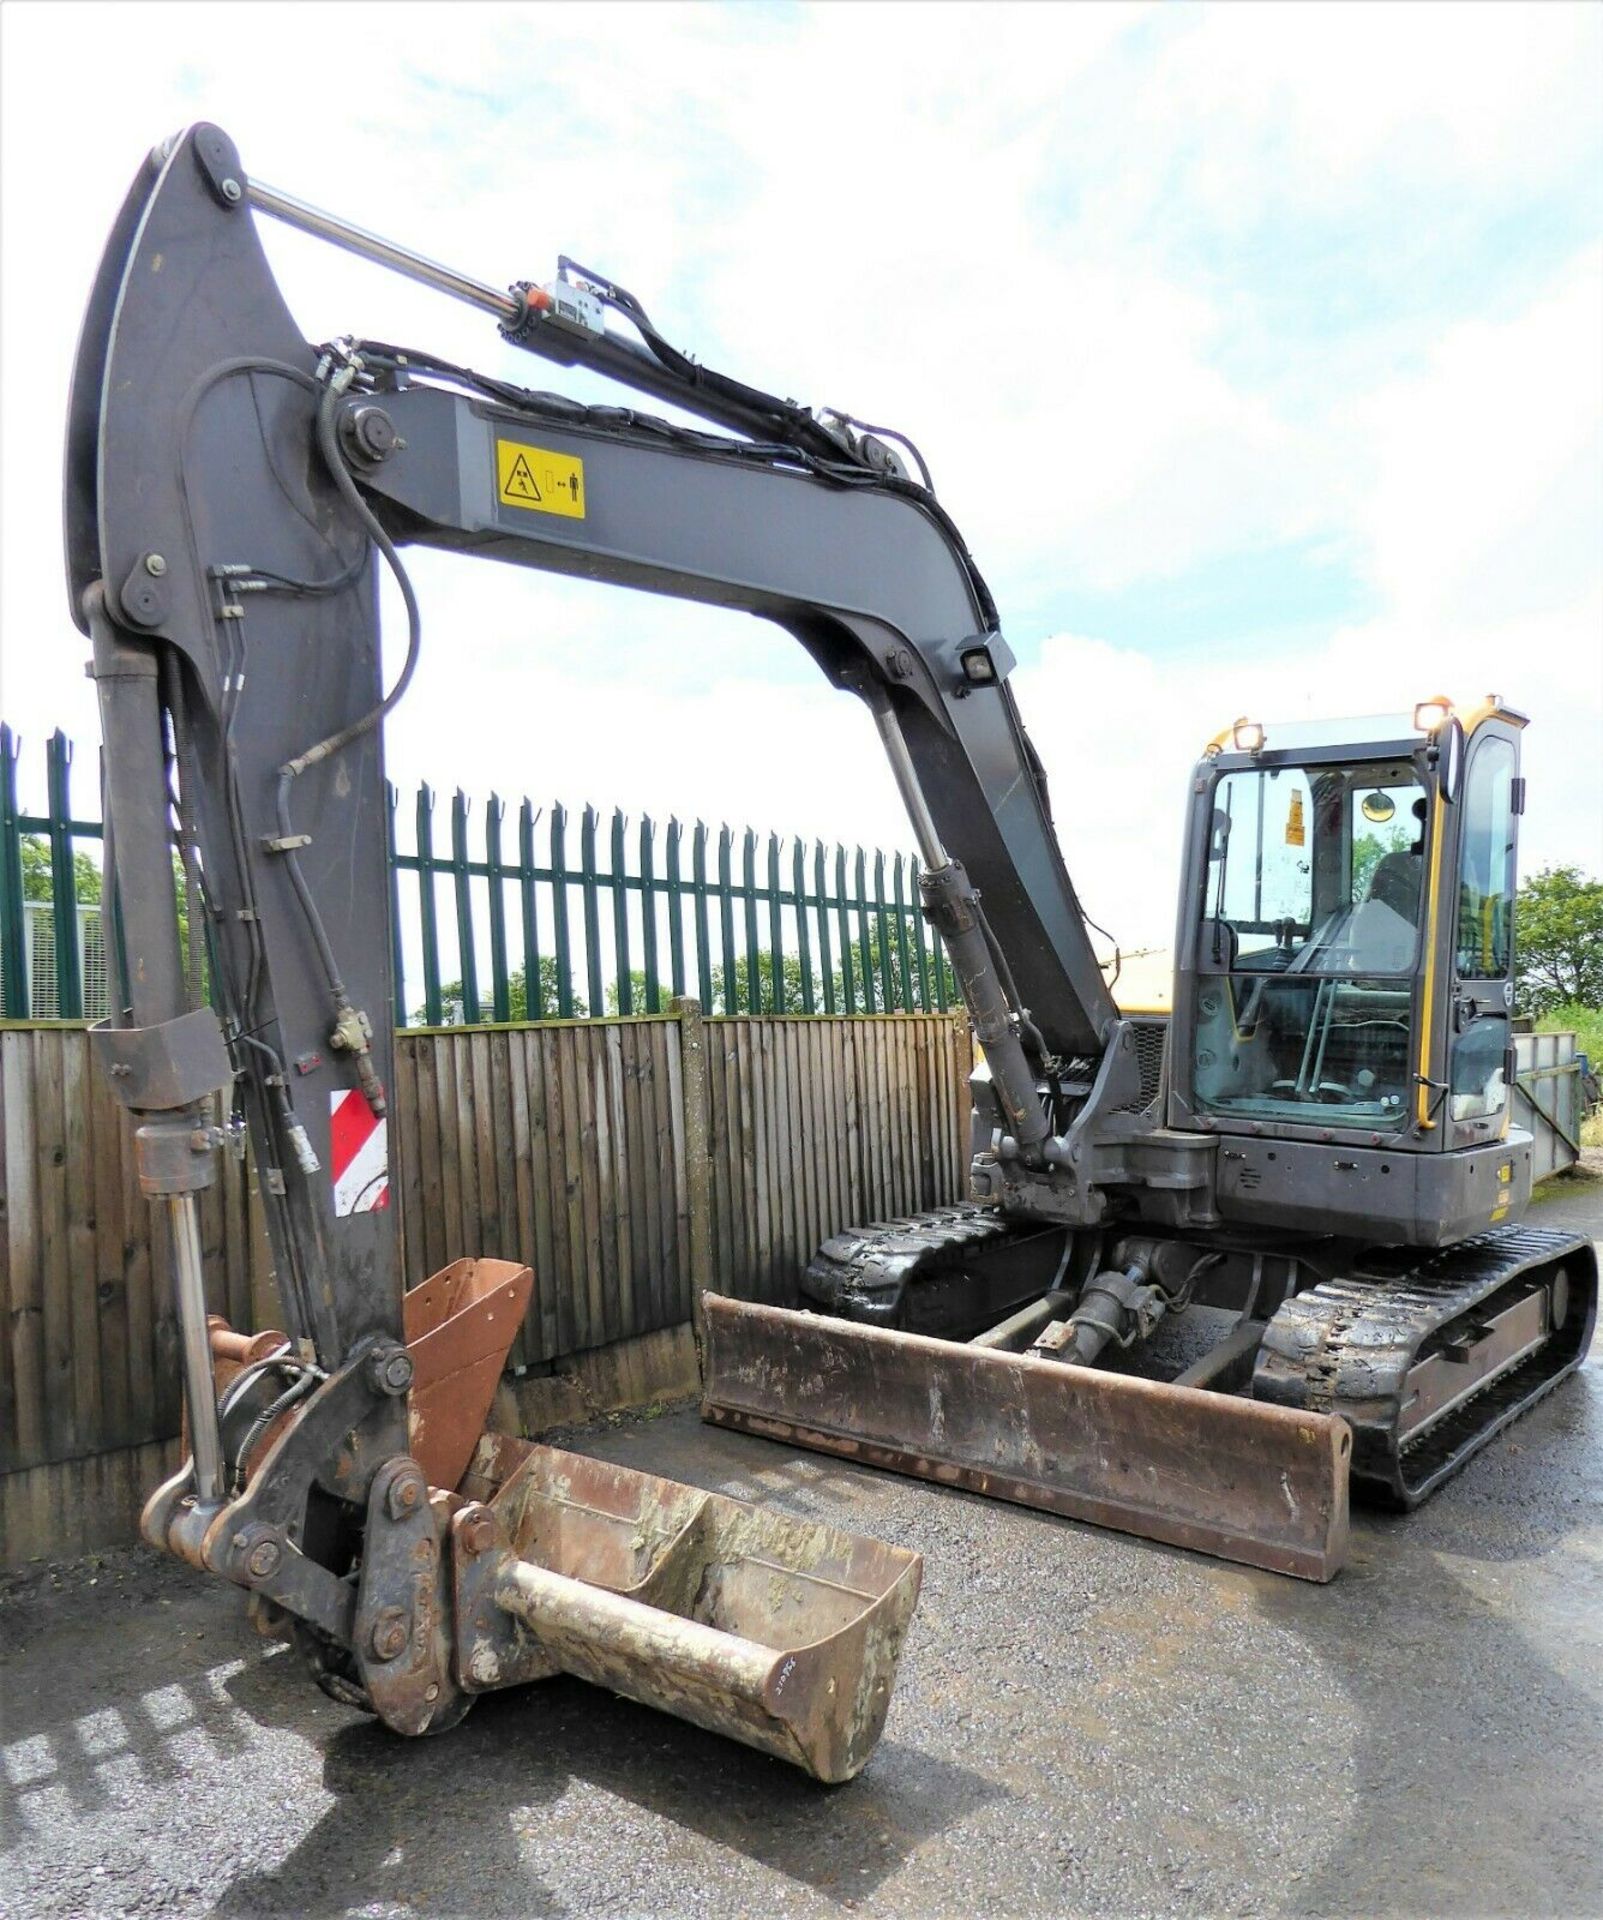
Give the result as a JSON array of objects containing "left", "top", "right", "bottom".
[
  {"left": 452, "top": 1432, "right": 923, "bottom": 1782},
  {"left": 403, "top": 1258, "right": 534, "bottom": 1491}
]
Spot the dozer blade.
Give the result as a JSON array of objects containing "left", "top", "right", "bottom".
[
  {"left": 453, "top": 1431, "right": 923, "bottom": 1782},
  {"left": 700, "top": 1294, "right": 1352, "bottom": 1582}
]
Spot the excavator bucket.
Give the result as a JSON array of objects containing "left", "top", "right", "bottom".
[
  {"left": 203, "top": 1263, "right": 920, "bottom": 1780},
  {"left": 700, "top": 1294, "right": 1351, "bottom": 1582},
  {"left": 453, "top": 1432, "right": 922, "bottom": 1781}
]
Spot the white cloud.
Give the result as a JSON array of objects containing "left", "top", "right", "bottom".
[
  {"left": 1355, "top": 248, "right": 1603, "bottom": 628},
  {"left": 2, "top": 0, "right": 1598, "bottom": 936},
  {"left": 1017, "top": 243, "right": 1603, "bottom": 949}
]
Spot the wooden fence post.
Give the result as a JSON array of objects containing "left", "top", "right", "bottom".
[{"left": 669, "top": 996, "right": 714, "bottom": 1354}]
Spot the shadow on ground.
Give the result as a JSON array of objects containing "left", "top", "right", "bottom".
[
  {"left": 208, "top": 1666, "right": 999, "bottom": 1918},
  {"left": 1252, "top": 1357, "right": 1602, "bottom": 1919},
  {"left": 0, "top": 1539, "right": 998, "bottom": 1916}
]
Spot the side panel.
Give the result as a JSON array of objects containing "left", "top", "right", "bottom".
[{"left": 1211, "top": 1132, "right": 1534, "bottom": 1246}]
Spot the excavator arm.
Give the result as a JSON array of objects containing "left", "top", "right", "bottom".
[
  {"left": 64, "top": 121, "right": 1362, "bottom": 1666},
  {"left": 64, "top": 122, "right": 957, "bottom": 1776},
  {"left": 67, "top": 120, "right": 1149, "bottom": 1379}
]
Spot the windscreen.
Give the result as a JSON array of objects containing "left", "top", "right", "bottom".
[{"left": 1192, "top": 756, "right": 1425, "bottom": 1126}]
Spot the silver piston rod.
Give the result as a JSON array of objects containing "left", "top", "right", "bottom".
[
  {"left": 247, "top": 180, "right": 523, "bottom": 323},
  {"left": 170, "top": 1194, "right": 224, "bottom": 1503},
  {"left": 868, "top": 693, "right": 1050, "bottom": 1161}
]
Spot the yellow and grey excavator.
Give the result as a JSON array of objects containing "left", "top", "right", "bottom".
[{"left": 66, "top": 126, "right": 1595, "bottom": 1773}]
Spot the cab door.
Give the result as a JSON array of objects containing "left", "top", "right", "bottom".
[{"left": 1443, "top": 717, "right": 1524, "bottom": 1150}]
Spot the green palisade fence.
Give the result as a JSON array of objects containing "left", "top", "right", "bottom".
[
  {"left": 1, "top": 724, "right": 957, "bottom": 1027},
  {"left": 0, "top": 726, "right": 103, "bottom": 1023}
]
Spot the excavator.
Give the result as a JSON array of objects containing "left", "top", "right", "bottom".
[{"left": 65, "top": 125, "right": 1596, "bottom": 1775}]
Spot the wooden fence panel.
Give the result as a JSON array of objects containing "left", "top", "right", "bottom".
[
  {"left": 704, "top": 1015, "right": 972, "bottom": 1303},
  {"left": 0, "top": 1026, "right": 267, "bottom": 1480},
  {"left": 1, "top": 1010, "right": 973, "bottom": 1520}
]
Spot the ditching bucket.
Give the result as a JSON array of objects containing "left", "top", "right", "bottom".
[
  {"left": 453, "top": 1432, "right": 923, "bottom": 1781},
  {"left": 699, "top": 1294, "right": 1351, "bottom": 1582}
]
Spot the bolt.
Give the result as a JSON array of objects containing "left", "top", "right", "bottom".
[
  {"left": 368, "top": 1347, "right": 414, "bottom": 1397},
  {"left": 424, "top": 1684, "right": 440, "bottom": 1703},
  {"left": 345, "top": 405, "right": 399, "bottom": 462},
  {"left": 220, "top": 177, "right": 242, "bottom": 203},
  {"left": 369, "top": 1605, "right": 410, "bottom": 1662},
  {"left": 144, "top": 553, "right": 167, "bottom": 577},
  {"left": 387, "top": 1471, "right": 425, "bottom": 1521},
  {"left": 460, "top": 1509, "right": 496, "bottom": 1558},
  {"left": 246, "top": 1537, "right": 282, "bottom": 1580}
]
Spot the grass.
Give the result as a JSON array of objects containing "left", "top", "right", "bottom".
[{"left": 1536, "top": 1002, "right": 1603, "bottom": 1062}]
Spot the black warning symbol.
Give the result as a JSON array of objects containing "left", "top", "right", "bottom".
[{"left": 504, "top": 453, "right": 542, "bottom": 503}]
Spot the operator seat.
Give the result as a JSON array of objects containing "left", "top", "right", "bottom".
[
  {"left": 1347, "top": 850, "right": 1422, "bottom": 972},
  {"left": 1368, "top": 851, "right": 1423, "bottom": 921}
]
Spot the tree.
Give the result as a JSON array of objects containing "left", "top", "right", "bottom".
[
  {"left": 606, "top": 969, "right": 653, "bottom": 1015},
  {"left": 1514, "top": 865, "right": 1603, "bottom": 1015},
  {"left": 709, "top": 951, "right": 820, "bottom": 1014},
  {"left": 19, "top": 834, "right": 101, "bottom": 904},
  {"left": 20, "top": 835, "right": 211, "bottom": 1005},
  {"left": 846, "top": 914, "right": 958, "bottom": 1012},
  {"left": 418, "top": 955, "right": 587, "bottom": 1025}
]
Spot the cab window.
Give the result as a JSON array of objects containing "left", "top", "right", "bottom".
[{"left": 1455, "top": 737, "right": 1516, "bottom": 980}]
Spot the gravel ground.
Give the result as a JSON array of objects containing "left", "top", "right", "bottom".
[{"left": 4, "top": 1187, "right": 1600, "bottom": 1920}]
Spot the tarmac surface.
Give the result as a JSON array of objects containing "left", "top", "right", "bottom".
[{"left": 4, "top": 1173, "right": 1601, "bottom": 1920}]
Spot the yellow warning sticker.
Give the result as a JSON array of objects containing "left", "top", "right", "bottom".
[
  {"left": 1285, "top": 790, "right": 1305, "bottom": 847},
  {"left": 496, "top": 439, "right": 586, "bottom": 518}
]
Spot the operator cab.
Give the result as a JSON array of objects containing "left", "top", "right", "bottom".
[{"left": 1171, "top": 701, "right": 1525, "bottom": 1164}]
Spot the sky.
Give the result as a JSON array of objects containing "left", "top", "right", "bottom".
[{"left": 2, "top": 0, "right": 1600, "bottom": 963}]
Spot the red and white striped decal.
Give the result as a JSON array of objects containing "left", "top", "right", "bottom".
[{"left": 329, "top": 1089, "right": 390, "bottom": 1217}]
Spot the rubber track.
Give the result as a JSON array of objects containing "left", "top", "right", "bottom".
[
  {"left": 800, "top": 1203, "right": 1031, "bottom": 1326},
  {"left": 1253, "top": 1223, "right": 1597, "bottom": 1508}
]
